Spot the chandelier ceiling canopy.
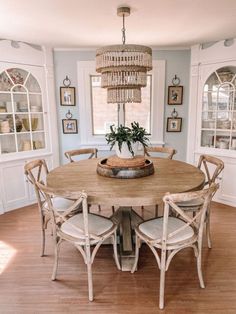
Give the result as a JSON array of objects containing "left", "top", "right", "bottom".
[{"left": 96, "top": 6, "right": 152, "bottom": 104}]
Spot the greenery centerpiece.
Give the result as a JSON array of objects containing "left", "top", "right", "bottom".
[{"left": 105, "top": 121, "right": 149, "bottom": 158}]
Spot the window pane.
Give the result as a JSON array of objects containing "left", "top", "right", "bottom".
[
  {"left": 90, "top": 75, "right": 118, "bottom": 135},
  {"left": 125, "top": 75, "right": 151, "bottom": 133}
]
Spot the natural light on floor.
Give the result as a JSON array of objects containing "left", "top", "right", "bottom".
[{"left": 0, "top": 241, "right": 17, "bottom": 274}]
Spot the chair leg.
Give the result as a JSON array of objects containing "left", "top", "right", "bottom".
[
  {"left": 141, "top": 206, "right": 144, "bottom": 218},
  {"left": 112, "top": 206, "right": 115, "bottom": 214},
  {"left": 87, "top": 262, "right": 93, "bottom": 301},
  {"left": 40, "top": 226, "right": 46, "bottom": 257},
  {"left": 131, "top": 234, "right": 140, "bottom": 273},
  {"left": 98, "top": 205, "right": 101, "bottom": 212},
  {"left": 155, "top": 204, "right": 158, "bottom": 217},
  {"left": 192, "top": 244, "right": 198, "bottom": 258},
  {"left": 196, "top": 242, "right": 205, "bottom": 289},
  {"left": 206, "top": 210, "right": 212, "bottom": 249},
  {"left": 51, "top": 238, "right": 62, "bottom": 281},
  {"left": 85, "top": 244, "right": 93, "bottom": 301},
  {"left": 40, "top": 214, "right": 47, "bottom": 257},
  {"left": 159, "top": 248, "right": 167, "bottom": 310},
  {"left": 112, "top": 233, "right": 121, "bottom": 270}
]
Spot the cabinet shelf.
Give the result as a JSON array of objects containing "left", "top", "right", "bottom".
[
  {"left": 0, "top": 132, "right": 15, "bottom": 136},
  {"left": 0, "top": 91, "right": 42, "bottom": 95},
  {"left": 17, "top": 131, "right": 30, "bottom": 134},
  {"left": 204, "top": 89, "right": 236, "bottom": 93},
  {"left": 201, "top": 128, "right": 233, "bottom": 131},
  {"left": 202, "top": 110, "right": 236, "bottom": 112},
  {"left": 13, "top": 112, "right": 44, "bottom": 114}
]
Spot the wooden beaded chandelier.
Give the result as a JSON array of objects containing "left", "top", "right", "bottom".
[{"left": 96, "top": 7, "right": 152, "bottom": 104}]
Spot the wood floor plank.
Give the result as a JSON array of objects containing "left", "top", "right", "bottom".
[{"left": 0, "top": 203, "right": 236, "bottom": 313}]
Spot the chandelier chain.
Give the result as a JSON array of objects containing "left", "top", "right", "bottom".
[{"left": 121, "top": 14, "right": 126, "bottom": 45}]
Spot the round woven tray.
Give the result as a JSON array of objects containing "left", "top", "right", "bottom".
[
  {"left": 97, "top": 156, "right": 154, "bottom": 179},
  {"left": 106, "top": 155, "right": 146, "bottom": 168}
]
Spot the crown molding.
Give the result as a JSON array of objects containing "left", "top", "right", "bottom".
[{"left": 53, "top": 45, "right": 190, "bottom": 52}]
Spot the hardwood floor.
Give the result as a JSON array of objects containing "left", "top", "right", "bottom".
[{"left": 0, "top": 202, "right": 236, "bottom": 313}]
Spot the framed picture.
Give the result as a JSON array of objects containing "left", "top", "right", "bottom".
[
  {"left": 167, "top": 117, "right": 182, "bottom": 132},
  {"left": 62, "top": 119, "right": 78, "bottom": 134},
  {"left": 168, "top": 86, "right": 183, "bottom": 105},
  {"left": 60, "top": 87, "right": 76, "bottom": 106}
]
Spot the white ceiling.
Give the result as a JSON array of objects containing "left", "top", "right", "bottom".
[{"left": 1, "top": 0, "right": 236, "bottom": 49}]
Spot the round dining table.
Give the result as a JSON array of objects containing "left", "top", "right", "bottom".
[
  {"left": 47, "top": 157, "right": 205, "bottom": 206},
  {"left": 47, "top": 157, "right": 205, "bottom": 271}
]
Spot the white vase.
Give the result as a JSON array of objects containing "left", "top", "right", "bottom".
[{"left": 115, "top": 142, "right": 139, "bottom": 159}]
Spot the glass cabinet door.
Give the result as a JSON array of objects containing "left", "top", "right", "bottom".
[
  {"left": 201, "top": 66, "right": 236, "bottom": 151},
  {"left": 0, "top": 68, "right": 46, "bottom": 155}
]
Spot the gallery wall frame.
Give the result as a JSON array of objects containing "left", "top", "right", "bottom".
[
  {"left": 166, "top": 117, "right": 182, "bottom": 132},
  {"left": 62, "top": 118, "right": 78, "bottom": 134},
  {"left": 167, "top": 86, "right": 183, "bottom": 105},
  {"left": 60, "top": 87, "right": 76, "bottom": 106}
]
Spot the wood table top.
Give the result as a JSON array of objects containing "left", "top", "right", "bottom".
[{"left": 47, "top": 157, "right": 205, "bottom": 206}]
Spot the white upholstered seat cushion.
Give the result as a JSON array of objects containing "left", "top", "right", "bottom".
[
  {"left": 61, "top": 213, "right": 113, "bottom": 239},
  {"left": 138, "top": 217, "right": 194, "bottom": 245},
  {"left": 43, "top": 197, "right": 74, "bottom": 211}
]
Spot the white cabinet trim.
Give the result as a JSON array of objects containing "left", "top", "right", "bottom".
[
  {"left": 187, "top": 40, "right": 236, "bottom": 207},
  {"left": 0, "top": 41, "right": 59, "bottom": 213}
]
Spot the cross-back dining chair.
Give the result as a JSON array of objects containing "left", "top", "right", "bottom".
[
  {"left": 131, "top": 183, "right": 219, "bottom": 309},
  {"left": 142, "top": 146, "right": 177, "bottom": 218},
  {"left": 64, "top": 147, "right": 101, "bottom": 211},
  {"left": 178, "top": 154, "right": 224, "bottom": 248},
  {"left": 64, "top": 148, "right": 98, "bottom": 162},
  {"left": 24, "top": 159, "right": 76, "bottom": 257},
  {"left": 64, "top": 147, "right": 115, "bottom": 214},
  {"left": 36, "top": 181, "right": 120, "bottom": 301},
  {"left": 145, "top": 146, "right": 177, "bottom": 159}
]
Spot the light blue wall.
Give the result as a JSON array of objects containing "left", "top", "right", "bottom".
[
  {"left": 153, "top": 50, "right": 190, "bottom": 161},
  {"left": 53, "top": 49, "right": 190, "bottom": 164}
]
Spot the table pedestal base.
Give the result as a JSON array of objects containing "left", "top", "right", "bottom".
[{"left": 111, "top": 207, "right": 143, "bottom": 271}]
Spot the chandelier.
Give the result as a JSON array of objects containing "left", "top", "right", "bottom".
[{"left": 96, "top": 6, "right": 152, "bottom": 104}]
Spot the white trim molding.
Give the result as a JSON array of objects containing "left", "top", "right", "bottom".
[{"left": 77, "top": 59, "right": 166, "bottom": 148}]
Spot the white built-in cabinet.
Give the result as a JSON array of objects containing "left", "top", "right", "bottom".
[
  {"left": 0, "top": 67, "right": 47, "bottom": 155},
  {"left": 187, "top": 40, "right": 236, "bottom": 207},
  {"left": 0, "top": 40, "right": 59, "bottom": 214}
]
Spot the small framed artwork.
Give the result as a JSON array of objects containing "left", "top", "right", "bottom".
[
  {"left": 167, "top": 117, "right": 182, "bottom": 132},
  {"left": 62, "top": 119, "right": 78, "bottom": 134},
  {"left": 168, "top": 86, "right": 183, "bottom": 105},
  {"left": 60, "top": 87, "right": 76, "bottom": 106}
]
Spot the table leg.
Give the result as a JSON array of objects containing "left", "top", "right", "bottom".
[{"left": 111, "top": 207, "right": 143, "bottom": 271}]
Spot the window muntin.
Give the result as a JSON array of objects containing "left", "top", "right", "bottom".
[
  {"left": 90, "top": 75, "right": 152, "bottom": 135},
  {"left": 90, "top": 75, "right": 118, "bottom": 135}
]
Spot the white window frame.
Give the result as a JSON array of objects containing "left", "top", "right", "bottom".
[{"left": 77, "top": 60, "right": 165, "bottom": 149}]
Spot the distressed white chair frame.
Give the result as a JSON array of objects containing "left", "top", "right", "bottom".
[
  {"left": 131, "top": 183, "right": 218, "bottom": 309},
  {"left": 24, "top": 159, "right": 51, "bottom": 256},
  {"left": 25, "top": 159, "right": 78, "bottom": 257},
  {"left": 36, "top": 182, "right": 121, "bottom": 301},
  {"left": 64, "top": 148, "right": 98, "bottom": 162},
  {"left": 179, "top": 154, "right": 224, "bottom": 248},
  {"left": 143, "top": 146, "right": 177, "bottom": 217},
  {"left": 145, "top": 146, "right": 177, "bottom": 159},
  {"left": 64, "top": 147, "right": 109, "bottom": 213}
]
